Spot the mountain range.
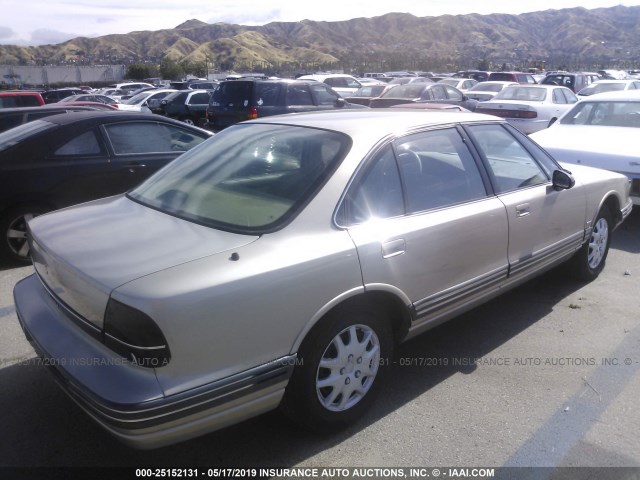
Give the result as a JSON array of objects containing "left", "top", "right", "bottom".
[{"left": 1, "top": 5, "right": 639, "bottom": 72}]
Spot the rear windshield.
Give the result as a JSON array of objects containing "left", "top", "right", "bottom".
[
  {"left": 129, "top": 123, "right": 351, "bottom": 233},
  {"left": 0, "top": 119, "right": 55, "bottom": 152},
  {"left": 494, "top": 87, "right": 547, "bottom": 101},
  {"left": 381, "top": 84, "right": 426, "bottom": 99}
]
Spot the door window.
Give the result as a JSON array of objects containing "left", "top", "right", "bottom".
[
  {"left": 105, "top": 122, "right": 206, "bottom": 154},
  {"left": 396, "top": 128, "right": 487, "bottom": 212},
  {"left": 466, "top": 124, "right": 549, "bottom": 193},
  {"left": 310, "top": 84, "right": 341, "bottom": 105},
  {"left": 287, "top": 85, "right": 314, "bottom": 105}
]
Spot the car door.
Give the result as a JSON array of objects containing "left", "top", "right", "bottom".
[
  {"left": 39, "top": 127, "right": 123, "bottom": 207},
  {"left": 285, "top": 83, "right": 316, "bottom": 113},
  {"left": 464, "top": 123, "right": 585, "bottom": 282},
  {"left": 309, "top": 83, "right": 344, "bottom": 111},
  {"left": 101, "top": 120, "right": 209, "bottom": 190},
  {"left": 340, "top": 127, "right": 509, "bottom": 329}
]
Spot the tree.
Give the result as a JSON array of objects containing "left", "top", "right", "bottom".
[
  {"left": 180, "top": 60, "right": 207, "bottom": 78},
  {"left": 477, "top": 58, "right": 490, "bottom": 71},
  {"left": 160, "top": 58, "right": 184, "bottom": 80},
  {"left": 126, "top": 63, "right": 159, "bottom": 80}
]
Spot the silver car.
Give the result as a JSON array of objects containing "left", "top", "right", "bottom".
[{"left": 14, "top": 110, "right": 633, "bottom": 449}]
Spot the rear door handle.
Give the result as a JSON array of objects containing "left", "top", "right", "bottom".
[
  {"left": 382, "top": 239, "right": 406, "bottom": 259},
  {"left": 516, "top": 203, "right": 531, "bottom": 217}
]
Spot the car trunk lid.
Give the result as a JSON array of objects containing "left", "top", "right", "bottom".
[{"left": 28, "top": 195, "right": 258, "bottom": 330}]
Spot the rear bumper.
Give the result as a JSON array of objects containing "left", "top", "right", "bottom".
[{"left": 14, "top": 274, "right": 294, "bottom": 449}]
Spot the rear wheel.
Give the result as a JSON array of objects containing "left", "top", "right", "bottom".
[
  {"left": 179, "top": 116, "right": 195, "bottom": 125},
  {"left": 569, "top": 206, "right": 612, "bottom": 281},
  {"left": 281, "top": 305, "right": 392, "bottom": 432},
  {"left": 0, "top": 205, "right": 48, "bottom": 263}
]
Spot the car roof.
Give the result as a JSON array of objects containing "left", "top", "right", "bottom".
[
  {"left": 579, "top": 90, "right": 640, "bottom": 101},
  {"left": 244, "top": 109, "right": 500, "bottom": 137},
  {"left": 35, "top": 111, "right": 181, "bottom": 126}
]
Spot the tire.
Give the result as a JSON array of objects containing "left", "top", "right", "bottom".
[
  {"left": 180, "top": 116, "right": 195, "bottom": 126},
  {"left": 281, "top": 305, "right": 393, "bottom": 432},
  {"left": 0, "top": 205, "right": 48, "bottom": 263},
  {"left": 569, "top": 206, "right": 612, "bottom": 281}
]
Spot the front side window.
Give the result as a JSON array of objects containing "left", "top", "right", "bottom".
[
  {"left": 105, "top": 122, "right": 207, "bottom": 154},
  {"left": 396, "top": 128, "right": 487, "bottom": 212},
  {"left": 466, "top": 124, "right": 548, "bottom": 193},
  {"left": 311, "top": 84, "right": 340, "bottom": 105},
  {"left": 130, "top": 124, "right": 351, "bottom": 232}
]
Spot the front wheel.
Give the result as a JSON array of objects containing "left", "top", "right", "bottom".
[
  {"left": 569, "top": 206, "right": 612, "bottom": 281},
  {"left": 281, "top": 306, "right": 393, "bottom": 432},
  {"left": 179, "top": 116, "right": 195, "bottom": 125},
  {"left": 0, "top": 205, "right": 48, "bottom": 263}
]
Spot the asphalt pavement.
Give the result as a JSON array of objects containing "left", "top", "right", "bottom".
[{"left": 0, "top": 211, "right": 639, "bottom": 472}]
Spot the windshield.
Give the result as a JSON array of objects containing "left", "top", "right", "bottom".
[
  {"left": 126, "top": 92, "right": 152, "bottom": 105},
  {"left": 494, "top": 87, "right": 547, "bottom": 101},
  {"left": 129, "top": 123, "right": 351, "bottom": 233},
  {"left": 469, "top": 83, "right": 505, "bottom": 93},
  {"left": 560, "top": 100, "right": 640, "bottom": 127},
  {"left": 0, "top": 119, "right": 55, "bottom": 152}
]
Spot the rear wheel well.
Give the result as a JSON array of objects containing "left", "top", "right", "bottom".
[{"left": 308, "top": 291, "right": 412, "bottom": 348}]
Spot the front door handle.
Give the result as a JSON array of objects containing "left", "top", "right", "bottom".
[
  {"left": 516, "top": 203, "right": 531, "bottom": 217},
  {"left": 382, "top": 239, "right": 406, "bottom": 259}
]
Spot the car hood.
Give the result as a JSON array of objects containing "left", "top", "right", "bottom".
[
  {"left": 531, "top": 125, "right": 639, "bottom": 174},
  {"left": 28, "top": 195, "right": 258, "bottom": 329}
]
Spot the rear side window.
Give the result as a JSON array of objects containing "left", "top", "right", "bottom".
[
  {"left": 396, "top": 128, "right": 487, "bottom": 212},
  {"left": 188, "top": 92, "right": 211, "bottom": 105},
  {"left": 255, "top": 83, "right": 281, "bottom": 106},
  {"left": 286, "top": 85, "right": 313, "bottom": 106},
  {"left": 55, "top": 131, "right": 102, "bottom": 156},
  {"left": 342, "top": 146, "right": 404, "bottom": 225},
  {"left": 210, "top": 82, "right": 252, "bottom": 107}
]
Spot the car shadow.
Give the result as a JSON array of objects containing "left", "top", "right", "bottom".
[
  {"left": 0, "top": 265, "right": 587, "bottom": 467},
  {"left": 613, "top": 208, "right": 640, "bottom": 254}
]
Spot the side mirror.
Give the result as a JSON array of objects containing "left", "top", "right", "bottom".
[
  {"left": 336, "top": 97, "right": 347, "bottom": 108},
  {"left": 552, "top": 169, "right": 575, "bottom": 190}
]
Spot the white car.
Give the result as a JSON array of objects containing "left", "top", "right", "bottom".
[
  {"left": 297, "top": 74, "right": 362, "bottom": 97},
  {"left": 118, "top": 89, "right": 178, "bottom": 112},
  {"left": 531, "top": 90, "right": 640, "bottom": 205},
  {"left": 437, "top": 77, "right": 478, "bottom": 91},
  {"left": 475, "top": 84, "right": 578, "bottom": 134},
  {"left": 465, "top": 81, "right": 519, "bottom": 102},
  {"left": 577, "top": 79, "right": 640, "bottom": 97}
]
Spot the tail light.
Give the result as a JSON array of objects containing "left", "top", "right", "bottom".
[
  {"left": 103, "top": 298, "right": 171, "bottom": 368},
  {"left": 248, "top": 108, "right": 258, "bottom": 119}
]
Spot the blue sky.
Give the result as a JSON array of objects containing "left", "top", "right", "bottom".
[{"left": 1, "top": 0, "right": 639, "bottom": 46}]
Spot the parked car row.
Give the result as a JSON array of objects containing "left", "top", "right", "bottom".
[{"left": 0, "top": 112, "right": 212, "bottom": 261}]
